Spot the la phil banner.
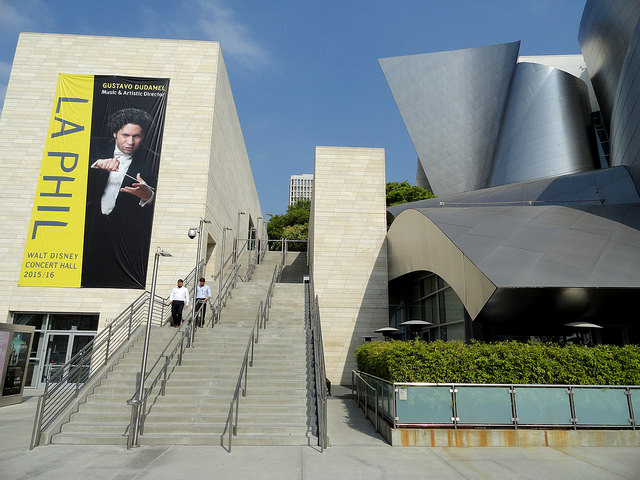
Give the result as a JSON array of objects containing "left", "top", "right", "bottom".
[{"left": 20, "top": 74, "right": 170, "bottom": 289}]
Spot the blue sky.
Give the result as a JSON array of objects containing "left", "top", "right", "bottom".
[{"left": 0, "top": 0, "right": 586, "bottom": 217}]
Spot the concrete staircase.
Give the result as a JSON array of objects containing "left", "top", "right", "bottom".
[
  {"left": 50, "top": 325, "right": 182, "bottom": 445},
  {"left": 280, "top": 251, "right": 309, "bottom": 283},
  {"left": 231, "top": 281, "right": 316, "bottom": 445},
  {"left": 49, "top": 250, "right": 317, "bottom": 447}
]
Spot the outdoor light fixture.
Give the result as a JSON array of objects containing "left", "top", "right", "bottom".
[
  {"left": 564, "top": 321, "right": 603, "bottom": 329},
  {"left": 400, "top": 320, "right": 432, "bottom": 340},
  {"left": 189, "top": 218, "right": 211, "bottom": 344},
  {"left": 217, "top": 226, "right": 233, "bottom": 325},
  {"left": 375, "top": 326, "right": 399, "bottom": 341},
  {"left": 130, "top": 246, "right": 171, "bottom": 447}
]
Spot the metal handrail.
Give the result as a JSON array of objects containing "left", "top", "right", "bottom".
[
  {"left": 126, "top": 321, "right": 194, "bottom": 448},
  {"left": 212, "top": 250, "right": 235, "bottom": 282},
  {"left": 308, "top": 265, "right": 328, "bottom": 450},
  {"left": 354, "top": 371, "right": 639, "bottom": 430},
  {"left": 265, "top": 239, "right": 308, "bottom": 251},
  {"left": 30, "top": 291, "right": 170, "bottom": 449},
  {"left": 352, "top": 371, "right": 379, "bottom": 433},
  {"left": 30, "top": 263, "right": 202, "bottom": 449},
  {"left": 214, "top": 263, "right": 240, "bottom": 325},
  {"left": 238, "top": 238, "right": 257, "bottom": 282},
  {"left": 225, "top": 264, "right": 280, "bottom": 452}
]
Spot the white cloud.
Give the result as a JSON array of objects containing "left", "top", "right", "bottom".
[
  {"left": 0, "top": 0, "right": 51, "bottom": 31},
  {"left": 194, "top": 0, "right": 270, "bottom": 69},
  {"left": 142, "top": 0, "right": 271, "bottom": 71}
]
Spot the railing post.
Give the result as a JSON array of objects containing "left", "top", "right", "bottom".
[
  {"left": 128, "top": 303, "right": 134, "bottom": 339},
  {"left": 126, "top": 399, "right": 139, "bottom": 449},
  {"left": 568, "top": 387, "right": 577, "bottom": 430},
  {"left": 374, "top": 389, "right": 379, "bottom": 433},
  {"left": 104, "top": 324, "right": 112, "bottom": 365},
  {"left": 128, "top": 372, "right": 143, "bottom": 448},
  {"left": 250, "top": 334, "right": 255, "bottom": 367},
  {"left": 140, "top": 396, "right": 148, "bottom": 435},
  {"left": 29, "top": 394, "right": 46, "bottom": 450},
  {"left": 510, "top": 385, "right": 518, "bottom": 429},
  {"left": 161, "top": 355, "right": 169, "bottom": 396},
  {"left": 352, "top": 371, "right": 355, "bottom": 400},
  {"left": 74, "top": 352, "right": 82, "bottom": 397},
  {"left": 228, "top": 401, "right": 234, "bottom": 451},
  {"left": 243, "top": 357, "right": 249, "bottom": 396},
  {"left": 233, "top": 399, "right": 239, "bottom": 435}
]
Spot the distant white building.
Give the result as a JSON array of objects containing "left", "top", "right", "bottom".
[{"left": 289, "top": 174, "right": 313, "bottom": 205}]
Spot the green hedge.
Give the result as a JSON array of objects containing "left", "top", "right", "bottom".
[{"left": 354, "top": 340, "right": 640, "bottom": 385}]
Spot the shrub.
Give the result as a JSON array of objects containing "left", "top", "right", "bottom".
[{"left": 354, "top": 340, "right": 640, "bottom": 385}]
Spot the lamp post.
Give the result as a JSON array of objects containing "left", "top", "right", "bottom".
[
  {"left": 131, "top": 246, "right": 171, "bottom": 447},
  {"left": 217, "top": 226, "right": 232, "bottom": 325},
  {"left": 235, "top": 210, "right": 246, "bottom": 266},
  {"left": 188, "top": 218, "right": 211, "bottom": 347},
  {"left": 256, "top": 216, "right": 262, "bottom": 263},
  {"left": 265, "top": 213, "right": 274, "bottom": 252}
]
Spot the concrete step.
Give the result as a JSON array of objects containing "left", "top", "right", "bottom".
[{"left": 50, "top": 254, "right": 317, "bottom": 447}]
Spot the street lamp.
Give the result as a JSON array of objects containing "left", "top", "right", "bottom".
[
  {"left": 188, "top": 218, "right": 211, "bottom": 346},
  {"left": 217, "top": 226, "right": 232, "bottom": 325},
  {"left": 235, "top": 210, "right": 246, "bottom": 266},
  {"left": 256, "top": 216, "right": 263, "bottom": 263},
  {"left": 265, "top": 213, "right": 276, "bottom": 251},
  {"left": 131, "top": 246, "right": 171, "bottom": 447}
]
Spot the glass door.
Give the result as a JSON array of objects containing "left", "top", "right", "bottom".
[
  {"left": 41, "top": 333, "right": 70, "bottom": 384},
  {"left": 39, "top": 333, "right": 95, "bottom": 387},
  {"left": 70, "top": 334, "right": 94, "bottom": 384}
]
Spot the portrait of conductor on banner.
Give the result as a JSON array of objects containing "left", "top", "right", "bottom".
[{"left": 82, "top": 108, "right": 160, "bottom": 289}]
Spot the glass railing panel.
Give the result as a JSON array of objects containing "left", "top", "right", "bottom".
[
  {"left": 395, "top": 386, "right": 453, "bottom": 424},
  {"left": 456, "top": 386, "right": 512, "bottom": 425},
  {"left": 514, "top": 386, "right": 572, "bottom": 425},
  {"left": 631, "top": 388, "right": 640, "bottom": 426},
  {"left": 384, "top": 382, "right": 395, "bottom": 421},
  {"left": 573, "top": 387, "right": 631, "bottom": 426}
]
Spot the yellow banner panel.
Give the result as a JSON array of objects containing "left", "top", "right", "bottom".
[{"left": 19, "top": 74, "right": 93, "bottom": 287}]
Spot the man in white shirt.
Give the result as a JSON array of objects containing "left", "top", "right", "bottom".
[
  {"left": 169, "top": 279, "right": 190, "bottom": 327},
  {"left": 195, "top": 277, "right": 212, "bottom": 327},
  {"left": 82, "top": 108, "right": 159, "bottom": 289}
]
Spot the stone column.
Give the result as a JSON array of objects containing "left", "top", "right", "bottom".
[{"left": 309, "top": 146, "right": 388, "bottom": 385}]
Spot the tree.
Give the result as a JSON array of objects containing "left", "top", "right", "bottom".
[
  {"left": 267, "top": 199, "right": 310, "bottom": 251},
  {"left": 386, "top": 181, "right": 435, "bottom": 207}
]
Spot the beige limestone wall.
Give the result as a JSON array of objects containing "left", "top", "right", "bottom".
[
  {"left": 309, "top": 146, "right": 388, "bottom": 385},
  {"left": 0, "top": 33, "right": 261, "bottom": 327}
]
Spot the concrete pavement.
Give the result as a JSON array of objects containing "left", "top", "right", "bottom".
[{"left": 1, "top": 386, "right": 639, "bottom": 479}]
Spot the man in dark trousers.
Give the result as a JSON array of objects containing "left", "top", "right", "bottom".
[
  {"left": 81, "top": 108, "right": 159, "bottom": 288},
  {"left": 169, "top": 279, "right": 190, "bottom": 327}
]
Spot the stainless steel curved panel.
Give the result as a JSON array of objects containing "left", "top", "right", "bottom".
[
  {"left": 392, "top": 204, "right": 640, "bottom": 289},
  {"left": 387, "top": 167, "right": 640, "bottom": 221},
  {"left": 610, "top": 15, "right": 640, "bottom": 192},
  {"left": 489, "top": 63, "right": 596, "bottom": 187},
  {"left": 380, "top": 42, "right": 520, "bottom": 196},
  {"left": 578, "top": 0, "right": 640, "bottom": 128}
]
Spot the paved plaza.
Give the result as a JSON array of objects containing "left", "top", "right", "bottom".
[{"left": 1, "top": 387, "right": 638, "bottom": 480}]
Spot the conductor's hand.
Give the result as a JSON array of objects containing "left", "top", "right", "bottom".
[
  {"left": 120, "top": 173, "right": 153, "bottom": 202},
  {"left": 93, "top": 157, "right": 120, "bottom": 172}
]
